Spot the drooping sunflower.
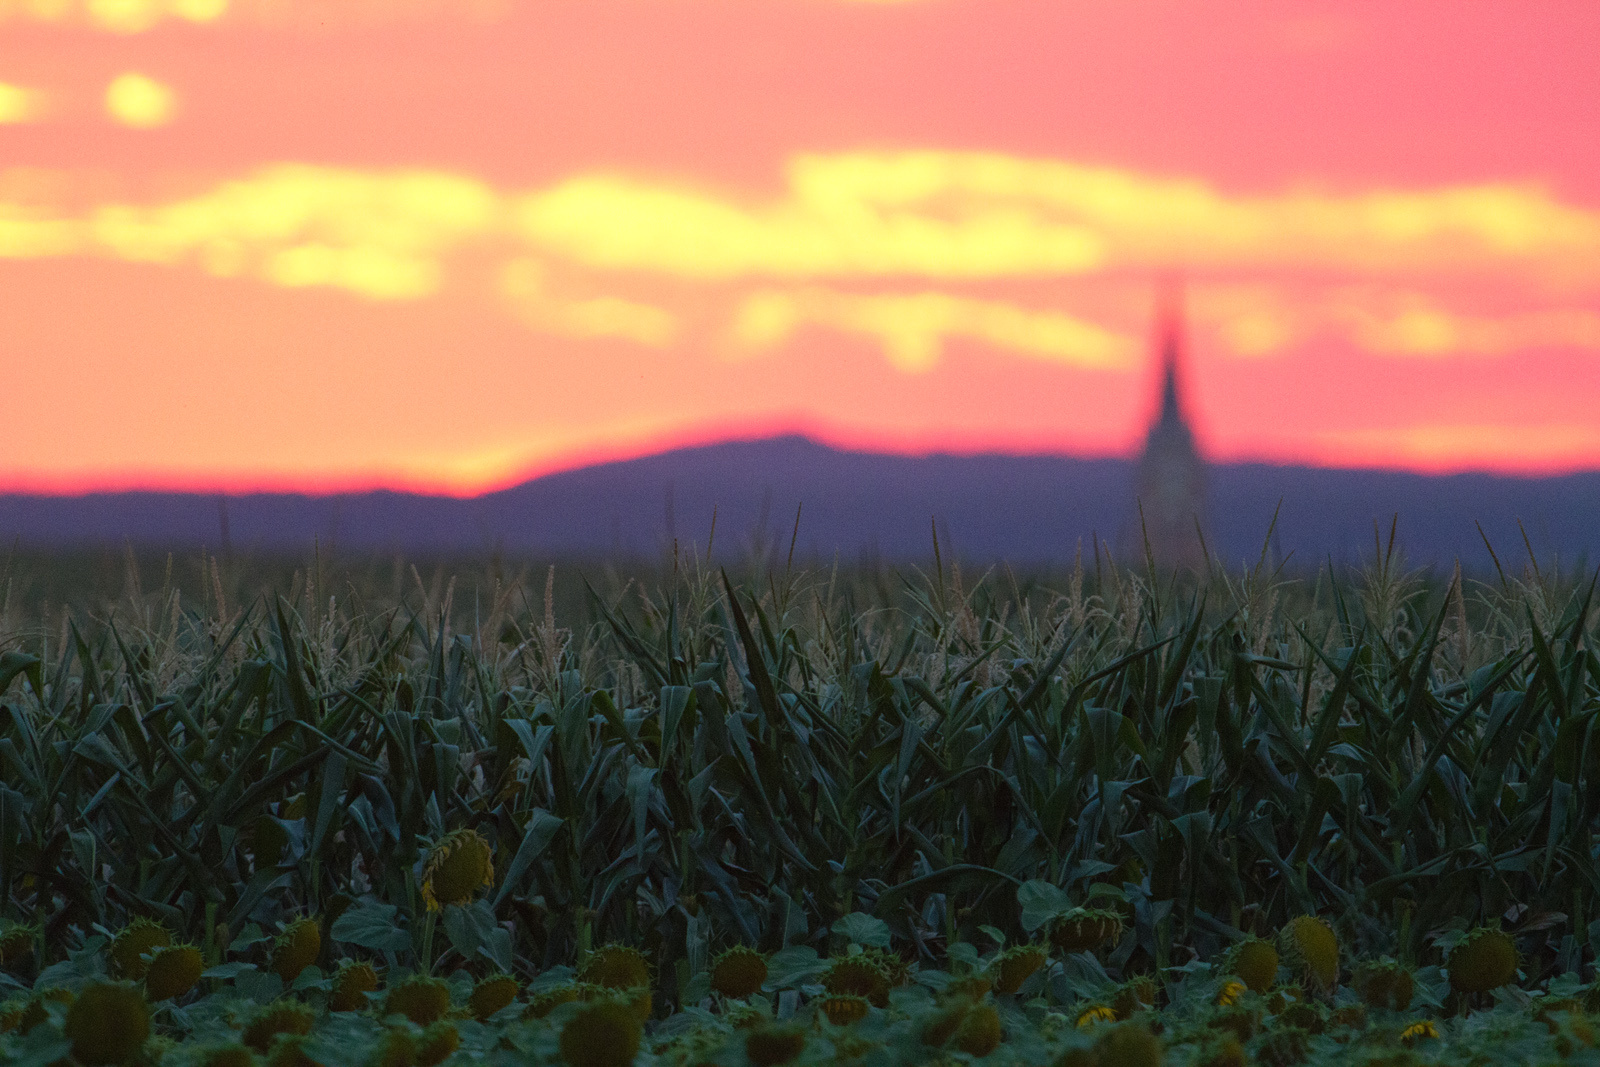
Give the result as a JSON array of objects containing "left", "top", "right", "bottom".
[
  {"left": 818, "top": 994, "right": 871, "bottom": 1027},
  {"left": 1094, "top": 1021, "right": 1161, "bottom": 1067},
  {"left": 558, "top": 997, "right": 642, "bottom": 1067},
  {"left": 1048, "top": 908, "right": 1124, "bottom": 954},
  {"left": 709, "top": 945, "right": 768, "bottom": 999},
  {"left": 991, "top": 944, "right": 1049, "bottom": 995},
  {"left": 0, "top": 922, "right": 37, "bottom": 967},
  {"left": 745, "top": 1023, "right": 806, "bottom": 1067},
  {"left": 1446, "top": 927, "right": 1517, "bottom": 994},
  {"left": 270, "top": 918, "right": 322, "bottom": 983},
  {"left": 385, "top": 976, "right": 453, "bottom": 1026},
  {"left": 145, "top": 944, "right": 204, "bottom": 1001},
  {"left": 416, "top": 1021, "right": 460, "bottom": 1067},
  {"left": 953, "top": 1001, "right": 1002, "bottom": 1057},
  {"left": 577, "top": 943, "right": 652, "bottom": 992},
  {"left": 468, "top": 974, "right": 520, "bottom": 1021},
  {"left": 1353, "top": 960, "right": 1414, "bottom": 1011},
  {"left": 419, "top": 829, "right": 495, "bottom": 911},
  {"left": 1278, "top": 916, "right": 1340, "bottom": 992},
  {"left": 328, "top": 960, "right": 380, "bottom": 1013},
  {"left": 109, "top": 918, "right": 172, "bottom": 981},
  {"left": 1223, "top": 937, "right": 1279, "bottom": 994},
  {"left": 821, "top": 955, "right": 890, "bottom": 1007},
  {"left": 64, "top": 982, "right": 149, "bottom": 1066},
  {"left": 241, "top": 1002, "right": 316, "bottom": 1053}
]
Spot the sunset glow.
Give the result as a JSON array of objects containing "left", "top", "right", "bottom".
[{"left": 3, "top": 0, "right": 1598, "bottom": 492}]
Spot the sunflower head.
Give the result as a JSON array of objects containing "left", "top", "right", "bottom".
[
  {"left": 522, "top": 982, "right": 590, "bottom": 1020},
  {"left": 857, "top": 947, "right": 911, "bottom": 987},
  {"left": 1354, "top": 960, "right": 1414, "bottom": 1011},
  {"left": 242, "top": 1001, "right": 316, "bottom": 1053},
  {"left": 415, "top": 1021, "right": 459, "bottom": 1067},
  {"left": 1095, "top": 1021, "right": 1161, "bottom": 1067},
  {"left": 329, "top": 960, "right": 380, "bottom": 1012},
  {"left": 1399, "top": 1020, "right": 1439, "bottom": 1046},
  {"left": 145, "top": 943, "right": 204, "bottom": 1001},
  {"left": 578, "top": 943, "right": 652, "bottom": 992},
  {"left": 1208, "top": 1006, "right": 1259, "bottom": 1041},
  {"left": 271, "top": 918, "right": 322, "bottom": 983},
  {"left": 991, "top": 944, "right": 1049, "bottom": 995},
  {"left": 1329, "top": 1004, "right": 1367, "bottom": 1032},
  {"left": 385, "top": 976, "right": 453, "bottom": 1026},
  {"left": 1256, "top": 1026, "right": 1311, "bottom": 1067},
  {"left": 745, "top": 1023, "right": 806, "bottom": 1067},
  {"left": 1534, "top": 995, "right": 1585, "bottom": 1035},
  {"left": 709, "top": 946, "right": 769, "bottom": 999},
  {"left": 1192, "top": 1034, "right": 1246, "bottom": 1067},
  {"left": 64, "top": 981, "right": 149, "bottom": 1066},
  {"left": 1048, "top": 908, "right": 1124, "bottom": 954},
  {"left": 0, "top": 922, "right": 37, "bottom": 967},
  {"left": 1076, "top": 1004, "right": 1118, "bottom": 1029},
  {"left": 199, "top": 1043, "right": 258, "bottom": 1067},
  {"left": 818, "top": 994, "right": 871, "bottom": 1027},
  {"left": 110, "top": 917, "right": 173, "bottom": 980},
  {"left": 953, "top": 1001, "right": 1002, "bottom": 1057},
  {"left": 1215, "top": 981, "right": 1247, "bottom": 1008},
  {"left": 1278, "top": 917, "right": 1339, "bottom": 992},
  {"left": 468, "top": 974, "right": 519, "bottom": 1021},
  {"left": 1446, "top": 927, "right": 1518, "bottom": 994},
  {"left": 419, "top": 829, "right": 495, "bottom": 911},
  {"left": 1112, "top": 976, "right": 1158, "bottom": 1019},
  {"left": 369, "top": 1028, "right": 415, "bottom": 1067},
  {"left": 1223, "top": 937, "right": 1279, "bottom": 994},
  {"left": 264, "top": 1034, "right": 319, "bottom": 1067},
  {"left": 822, "top": 955, "right": 890, "bottom": 1007},
  {"left": 922, "top": 996, "right": 974, "bottom": 1048},
  {"left": 557, "top": 997, "right": 643, "bottom": 1067}
]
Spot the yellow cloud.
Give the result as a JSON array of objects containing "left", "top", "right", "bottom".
[
  {"left": 105, "top": 73, "right": 175, "bottom": 128},
  {"left": 733, "top": 286, "right": 1135, "bottom": 372},
  {"left": 514, "top": 152, "right": 1600, "bottom": 286},
  {"left": 91, "top": 165, "right": 500, "bottom": 298},
  {"left": 1347, "top": 305, "right": 1600, "bottom": 357},
  {"left": 500, "top": 257, "right": 677, "bottom": 346},
  {"left": 0, "top": 82, "right": 44, "bottom": 124},
  {"left": 6, "top": 154, "right": 1600, "bottom": 370},
  {"left": 1195, "top": 285, "right": 1600, "bottom": 360},
  {"left": 515, "top": 162, "right": 1107, "bottom": 280}
]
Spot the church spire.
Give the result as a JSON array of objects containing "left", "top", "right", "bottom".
[
  {"left": 1154, "top": 278, "right": 1186, "bottom": 428},
  {"left": 1125, "top": 279, "right": 1206, "bottom": 569}
]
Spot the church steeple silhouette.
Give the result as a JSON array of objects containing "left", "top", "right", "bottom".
[{"left": 1128, "top": 285, "right": 1206, "bottom": 568}]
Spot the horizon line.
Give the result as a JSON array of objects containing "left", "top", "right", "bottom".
[{"left": 4, "top": 420, "right": 1600, "bottom": 500}]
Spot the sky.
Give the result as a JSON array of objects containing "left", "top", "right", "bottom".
[{"left": 2, "top": 0, "right": 1600, "bottom": 494}]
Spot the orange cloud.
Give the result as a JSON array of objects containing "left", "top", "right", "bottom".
[
  {"left": 1315, "top": 423, "right": 1600, "bottom": 474},
  {"left": 0, "top": 82, "right": 45, "bottom": 124}
]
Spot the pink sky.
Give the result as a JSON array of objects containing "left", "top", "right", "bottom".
[{"left": 3, "top": 0, "right": 1599, "bottom": 493}]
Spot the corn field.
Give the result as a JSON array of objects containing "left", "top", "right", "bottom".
[{"left": 0, "top": 542, "right": 1598, "bottom": 1065}]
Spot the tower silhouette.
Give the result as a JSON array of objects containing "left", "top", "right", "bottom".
[{"left": 1129, "top": 288, "right": 1206, "bottom": 568}]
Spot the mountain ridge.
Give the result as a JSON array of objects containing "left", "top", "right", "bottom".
[{"left": 2, "top": 435, "right": 1595, "bottom": 566}]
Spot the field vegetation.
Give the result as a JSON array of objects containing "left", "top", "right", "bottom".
[{"left": 0, "top": 534, "right": 1598, "bottom": 1065}]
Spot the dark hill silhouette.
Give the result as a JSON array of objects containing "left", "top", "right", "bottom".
[{"left": 1, "top": 435, "right": 1595, "bottom": 567}]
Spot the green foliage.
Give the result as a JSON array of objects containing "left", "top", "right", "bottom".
[{"left": 0, "top": 545, "right": 1598, "bottom": 1064}]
